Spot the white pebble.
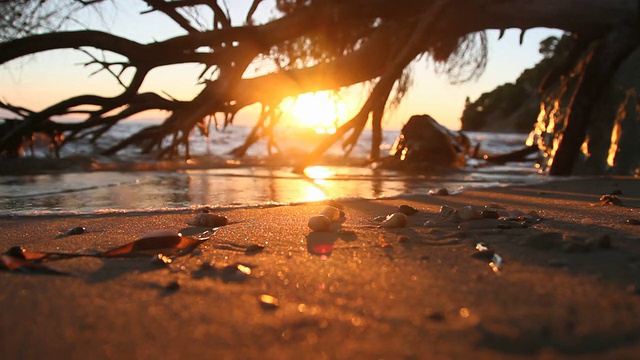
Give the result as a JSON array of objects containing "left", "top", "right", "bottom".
[
  {"left": 380, "top": 212, "right": 408, "bottom": 228},
  {"left": 319, "top": 206, "right": 341, "bottom": 222},
  {"left": 308, "top": 215, "right": 331, "bottom": 232}
]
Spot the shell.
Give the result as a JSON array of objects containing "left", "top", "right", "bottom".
[
  {"left": 191, "top": 213, "right": 229, "bottom": 227},
  {"left": 319, "top": 206, "right": 342, "bottom": 222},
  {"left": 308, "top": 215, "right": 331, "bottom": 232},
  {"left": 380, "top": 212, "right": 408, "bottom": 228}
]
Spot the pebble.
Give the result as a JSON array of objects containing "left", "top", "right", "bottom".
[
  {"left": 66, "top": 226, "right": 86, "bottom": 235},
  {"left": 428, "top": 188, "right": 449, "bottom": 196},
  {"left": 459, "top": 206, "right": 481, "bottom": 221},
  {"left": 258, "top": 294, "right": 279, "bottom": 310},
  {"left": 319, "top": 206, "right": 342, "bottom": 222},
  {"left": 150, "top": 254, "right": 172, "bottom": 266},
  {"left": 581, "top": 218, "right": 594, "bottom": 226},
  {"left": 600, "top": 194, "right": 623, "bottom": 206},
  {"left": 380, "top": 213, "right": 408, "bottom": 228},
  {"left": 308, "top": 215, "right": 331, "bottom": 232},
  {"left": 481, "top": 209, "right": 500, "bottom": 219},
  {"left": 626, "top": 219, "right": 640, "bottom": 225},
  {"left": 397, "top": 235, "right": 411, "bottom": 243},
  {"left": 191, "top": 213, "right": 229, "bottom": 227},
  {"left": 397, "top": 204, "right": 419, "bottom": 216},
  {"left": 438, "top": 205, "right": 456, "bottom": 218}
]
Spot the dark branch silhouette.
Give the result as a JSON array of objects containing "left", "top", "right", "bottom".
[{"left": 1, "top": 0, "right": 638, "bottom": 174}]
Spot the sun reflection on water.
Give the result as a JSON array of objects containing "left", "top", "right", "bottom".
[{"left": 304, "top": 166, "right": 334, "bottom": 180}]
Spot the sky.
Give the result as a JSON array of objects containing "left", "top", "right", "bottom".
[{"left": 0, "top": 1, "right": 563, "bottom": 131}]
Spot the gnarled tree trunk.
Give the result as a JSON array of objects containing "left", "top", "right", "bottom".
[{"left": 0, "top": 0, "right": 638, "bottom": 174}]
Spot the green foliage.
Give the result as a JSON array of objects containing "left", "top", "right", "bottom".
[{"left": 461, "top": 34, "right": 573, "bottom": 132}]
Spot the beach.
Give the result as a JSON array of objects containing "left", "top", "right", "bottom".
[{"left": 1, "top": 176, "right": 640, "bottom": 359}]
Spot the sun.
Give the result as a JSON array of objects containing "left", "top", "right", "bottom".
[{"left": 284, "top": 92, "right": 348, "bottom": 134}]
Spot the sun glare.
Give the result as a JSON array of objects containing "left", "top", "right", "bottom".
[{"left": 284, "top": 92, "right": 348, "bottom": 134}]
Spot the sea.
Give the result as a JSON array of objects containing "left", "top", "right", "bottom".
[{"left": 0, "top": 123, "right": 545, "bottom": 217}]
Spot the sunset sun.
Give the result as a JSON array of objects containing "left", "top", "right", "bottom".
[{"left": 283, "top": 92, "right": 348, "bottom": 134}]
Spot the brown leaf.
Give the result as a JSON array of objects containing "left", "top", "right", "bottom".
[{"left": 99, "top": 229, "right": 204, "bottom": 258}]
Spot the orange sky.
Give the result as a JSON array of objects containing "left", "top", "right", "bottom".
[{"left": 0, "top": 1, "right": 561, "bottom": 131}]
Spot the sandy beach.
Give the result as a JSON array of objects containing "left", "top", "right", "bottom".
[{"left": 1, "top": 176, "right": 640, "bottom": 359}]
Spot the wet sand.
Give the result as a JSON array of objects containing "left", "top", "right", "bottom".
[{"left": 1, "top": 177, "right": 640, "bottom": 359}]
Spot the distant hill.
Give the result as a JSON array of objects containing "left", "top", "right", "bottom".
[{"left": 460, "top": 34, "right": 571, "bottom": 133}]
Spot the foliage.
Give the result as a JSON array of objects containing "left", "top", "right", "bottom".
[{"left": 460, "top": 34, "right": 573, "bottom": 133}]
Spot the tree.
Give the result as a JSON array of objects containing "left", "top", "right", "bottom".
[{"left": 1, "top": 0, "right": 638, "bottom": 174}]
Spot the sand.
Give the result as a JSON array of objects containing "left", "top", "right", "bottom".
[{"left": 1, "top": 176, "right": 640, "bottom": 359}]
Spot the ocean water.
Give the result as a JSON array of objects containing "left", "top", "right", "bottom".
[{"left": 0, "top": 124, "right": 544, "bottom": 216}]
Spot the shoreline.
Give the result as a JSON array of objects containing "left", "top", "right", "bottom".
[{"left": 1, "top": 176, "right": 639, "bottom": 359}]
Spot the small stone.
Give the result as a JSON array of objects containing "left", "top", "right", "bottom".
[
  {"left": 625, "top": 219, "right": 640, "bottom": 225},
  {"left": 600, "top": 194, "right": 623, "bottom": 206},
  {"left": 308, "top": 215, "right": 331, "bottom": 232},
  {"left": 423, "top": 219, "right": 437, "bottom": 226},
  {"left": 151, "top": 253, "right": 172, "bottom": 266},
  {"left": 66, "top": 226, "right": 86, "bottom": 235},
  {"left": 528, "top": 210, "right": 541, "bottom": 219},
  {"left": 581, "top": 218, "right": 594, "bottom": 226},
  {"left": 481, "top": 209, "right": 500, "bottom": 219},
  {"left": 508, "top": 210, "right": 524, "bottom": 217},
  {"left": 380, "top": 213, "right": 408, "bottom": 228},
  {"left": 428, "top": 188, "right": 449, "bottom": 196},
  {"left": 5, "top": 246, "right": 26, "bottom": 259},
  {"left": 319, "top": 206, "right": 342, "bottom": 222},
  {"left": 459, "top": 206, "right": 481, "bottom": 221},
  {"left": 397, "top": 204, "right": 419, "bottom": 216},
  {"left": 259, "top": 294, "right": 279, "bottom": 310},
  {"left": 374, "top": 215, "right": 387, "bottom": 222},
  {"left": 191, "top": 213, "right": 229, "bottom": 227},
  {"left": 397, "top": 235, "right": 411, "bottom": 243},
  {"left": 438, "top": 205, "right": 456, "bottom": 218},
  {"left": 245, "top": 244, "right": 265, "bottom": 254},
  {"left": 496, "top": 223, "right": 511, "bottom": 230},
  {"left": 220, "top": 263, "right": 252, "bottom": 282}
]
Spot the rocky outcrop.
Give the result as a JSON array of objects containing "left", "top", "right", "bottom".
[{"left": 379, "top": 114, "right": 470, "bottom": 170}]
